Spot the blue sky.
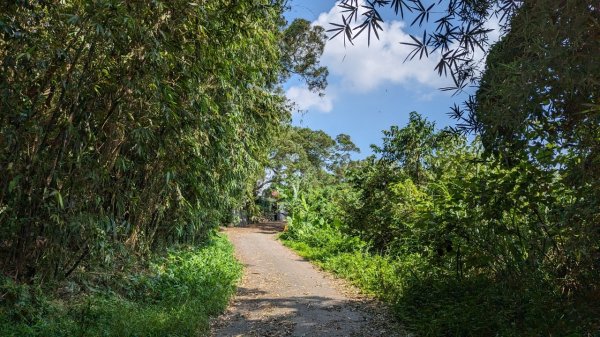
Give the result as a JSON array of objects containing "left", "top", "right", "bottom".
[{"left": 283, "top": 0, "right": 496, "bottom": 157}]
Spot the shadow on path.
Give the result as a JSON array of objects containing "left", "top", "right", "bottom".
[
  {"left": 212, "top": 221, "right": 404, "bottom": 337},
  {"left": 214, "top": 293, "right": 376, "bottom": 337}
]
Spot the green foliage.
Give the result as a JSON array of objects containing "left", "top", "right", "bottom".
[
  {"left": 280, "top": 113, "right": 599, "bottom": 336},
  {"left": 248, "top": 125, "right": 359, "bottom": 221},
  {"left": 0, "top": 0, "right": 287, "bottom": 280},
  {"left": 0, "top": 234, "right": 241, "bottom": 337},
  {"left": 280, "top": 19, "right": 328, "bottom": 92},
  {"left": 281, "top": 212, "right": 365, "bottom": 258},
  {"left": 473, "top": 0, "right": 600, "bottom": 288},
  {"left": 283, "top": 204, "right": 598, "bottom": 336},
  {"left": 476, "top": 0, "right": 599, "bottom": 167},
  {"left": 267, "top": 126, "right": 359, "bottom": 181},
  {"left": 372, "top": 111, "right": 440, "bottom": 184}
]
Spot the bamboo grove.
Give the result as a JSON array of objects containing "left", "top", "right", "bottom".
[{"left": 0, "top": 1, "right": 290, "bottom": 281}]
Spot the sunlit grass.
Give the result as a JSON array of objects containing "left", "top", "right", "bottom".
[
  {"left": 0, "top": 234, "right": 241, "bottom": 337},
  {"left": 280, "top": 220, "right": 598, "bottom": 336}
]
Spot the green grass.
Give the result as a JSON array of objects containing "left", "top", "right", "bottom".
[
  {"left": 280, "top": 222, "right": 599, "bottom": 337},
  {"left": 0, "top": 234, "right": 241, "bottom": 337}
]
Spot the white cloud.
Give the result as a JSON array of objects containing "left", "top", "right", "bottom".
[
  {"left": 286, "top": 86, "right": 334, "bottom": 113},
  {"left": 314, "top": 3, "right": 452, "bottom": 92},
  {"left": 285, "top": 2, "right": 504, "bottom": 113},
  {"left": 485, "top": 11, "right": 503, "bottom": 46}
]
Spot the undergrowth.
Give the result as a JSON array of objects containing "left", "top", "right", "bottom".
[
  {"left": 280, "top": 217, "right": 599, "bottom": 337},
  {"left": 0, "top": 234, "right": 241, "bottom": 337}
]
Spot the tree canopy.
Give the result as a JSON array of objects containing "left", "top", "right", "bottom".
[
  {"left": 280, "top": 18, "right": 329, "bottom": 93},
  {"left": 0, "top": 0, "right": 328, "bottom": 281},
  {"left": 256, "top": 126, "right": 360, "bottom": 194}
]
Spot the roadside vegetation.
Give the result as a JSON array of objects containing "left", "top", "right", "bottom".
[
  {"left": 1, "top": 0, "right": 598, "bottom": 336},
  {"left": 270, "top": 1, "right": 599, "bottom": 335},
  {"left": 276, "top": 112, "right": 599, "bottom": 336},
  {"left": 0, "top": 1, "right": 326, "bottom": 335},
  {"left": 0, "top": 235, "right": 241, "bottom": 336}
]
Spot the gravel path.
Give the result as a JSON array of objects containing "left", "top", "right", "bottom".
[{"left": 211, "top": 222, "right": 405, "bottom": 337}]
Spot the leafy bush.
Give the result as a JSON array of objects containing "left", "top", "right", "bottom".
[
  {"left": 280, "top": 113, "right": 599, "bottom": 336},
  {"left": 0, "top": 0, "right": 287, "bottom": 282},
  {"left": 283, "top": 215, "right": 599, "bottom": 336}
]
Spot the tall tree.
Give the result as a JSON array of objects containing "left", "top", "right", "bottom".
[
  {"left": 280, "top": 18, "right": 329, "bottom": 93},
  {"left": 0, "top": 0, "right": 289, "bottom": 281},
  {"left": 259, "top": 126, "right": 360, "bottom": 190},
  {"left": 373, "top": 111, "right": 440, "bottom": 184}
]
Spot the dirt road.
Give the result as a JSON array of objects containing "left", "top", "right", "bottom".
[{"left": 212, "top": 222, "right": 404, "bottom": 337}]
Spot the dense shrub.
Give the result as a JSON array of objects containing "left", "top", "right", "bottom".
[
  {"left": 280, "top": 113, "right": 599, "bottom": 336},
  {"left": 0, "top": 0, "right": 287, "bottom": 281}
]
